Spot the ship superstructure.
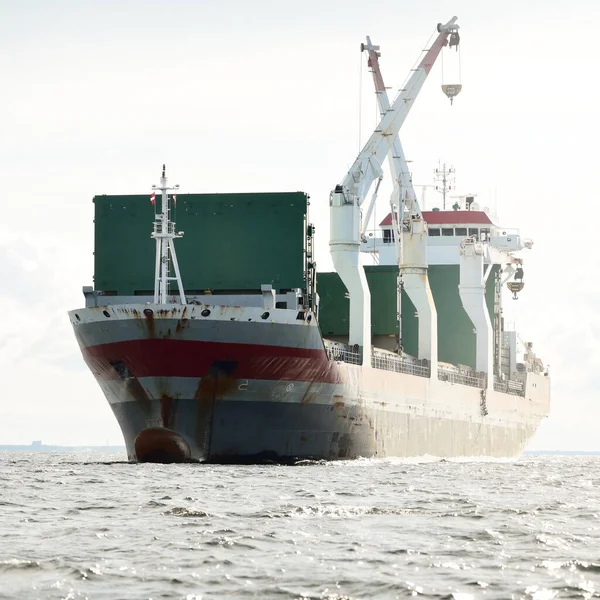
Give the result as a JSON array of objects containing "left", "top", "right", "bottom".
[{"left": 69, "top": 17, "right": 550, "bottom": 463}]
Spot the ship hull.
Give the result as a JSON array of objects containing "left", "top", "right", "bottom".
[
  {"left": 110, "top": 396, "right": 540, "bottom": 463},
  {"left": 69, "top": 303, "right": 549, "bottom": 463}
]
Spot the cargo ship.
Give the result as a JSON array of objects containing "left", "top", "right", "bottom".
[{"left": 69, "top": 17, "right": 550, "bottom": 463}]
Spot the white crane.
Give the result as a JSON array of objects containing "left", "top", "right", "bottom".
[
  {"left": 357, "top": 26, "right": 531, "bottom": 389},
  {"left": 329, "top": 17, "right": 459, "bottom": 363},
  {"left": 361, "top": 34, "right": 443, "bottom": 363}
]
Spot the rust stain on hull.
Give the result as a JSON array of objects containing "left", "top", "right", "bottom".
[
  {"left": 124, "top": 377, "right": 152, "bottom": 416},
  {"left": 300, "top": 381, "right": 317, "bottom": 404},
  {"left": 175, "top": 318, "right": 189, "bottom": 334},
  {"left": 143, "top": 311, "right": 156, "bottom": 338},
  {"left": 193, "top": 361, "right": 239, "bottom": 457},
  {"left": 160, "top": 394, "right": 174, "bottom": 428}
]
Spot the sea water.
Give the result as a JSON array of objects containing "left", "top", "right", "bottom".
[{"left": 1, "top": 453, "right": 599, "bottom": 599}]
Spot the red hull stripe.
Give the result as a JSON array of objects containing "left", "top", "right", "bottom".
[{"left": 82, "top": 339, "right": 341, "bottom": 384}]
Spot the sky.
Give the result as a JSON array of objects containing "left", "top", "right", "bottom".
[{"left": 0, "top": 0, "right": 598, "bottom": 449}]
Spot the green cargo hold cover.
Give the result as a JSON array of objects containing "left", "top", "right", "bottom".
[
  {"left": 317, "top": 264, "right": 497, "bottom": 370},
  {"left": 317, "top": 266, "right": 403, "bottom": 336},
  {"left": 93, "top": 192, "right": 309, "bottom": 295}
]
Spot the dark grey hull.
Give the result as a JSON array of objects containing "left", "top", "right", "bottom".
[{"left": 112, "top": 397, "right": 374, "bottom": 464}]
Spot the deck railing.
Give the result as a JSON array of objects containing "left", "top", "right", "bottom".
[
  {"left": 324, "top": 341, "right": 362, "bottom": 365},
  {"left": 324, "top": 340, "right": 528, "bottom": 396},
  {"left": 437, "top": 365, "right": 486, "bottom": 389},
  {"left": 493, "top": 378, "right": 525, "bottom": 396},
  {"left": 371, "top": 350, "right": 430, "bottom": 378},
  {"left": 324, "top": 341, "right": 430, "bottom": 377}
]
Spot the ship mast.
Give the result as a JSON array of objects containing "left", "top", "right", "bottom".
[
  {"left": 151, "top": 165, "right": 186, "bottom": 305},
  {"left": 433, "top": 162, "right": 455, "bottom": 209}
]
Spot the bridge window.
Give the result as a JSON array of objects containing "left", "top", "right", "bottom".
[
  {"left": 442, "top": 228, "right": 454, "bottom": 237},
  {"left": 455, "top": 227, "right": 467, "bottom": 236},
  {"left": 429, "top": 228, "right": 440, "bottom": 236},
  {"left": 480, "top": 228, "right": 490, "bottom": 241},
  {"left": 383, "top": 229, "right": 395, "bottom": 243},
  {"left": 468, "top": 228, "right": 479, "bottom": 238}
]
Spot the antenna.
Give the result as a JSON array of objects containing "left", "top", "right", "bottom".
[{"left": 433, "top": 161, "right": 455, "bottom": 209}]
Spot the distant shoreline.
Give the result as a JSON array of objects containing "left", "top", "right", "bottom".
[{"left": 0, "top": 445, "right": 126, "bottom": 452}]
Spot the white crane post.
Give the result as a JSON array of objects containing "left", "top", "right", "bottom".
[{"left": 459, "top": 238, "right": 493, "bottom": 388}]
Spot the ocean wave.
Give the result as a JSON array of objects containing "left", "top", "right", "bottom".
[
  {"left": 0, "top": 559, "right": 41, "bottom": 571},
  {"left": 262, "top": 504, "right": 428, "bottom": 518},
  {"left": 163, "top": 506, "right": 211, "bottom": 518}
]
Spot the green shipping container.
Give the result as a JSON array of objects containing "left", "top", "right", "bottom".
[{"left": 93, "top": 192, "right": 310, "bottom": 295}]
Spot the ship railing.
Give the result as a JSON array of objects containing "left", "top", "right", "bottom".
[
  {"left": 371, "top": 350, "right": 430, "bottom": 378},
  {"left": 437, "top": 365, "right": 485, "bottom": 389},
  {"left": 324, "top": 341, "right": 362, "bottom": 365},
  {"left": 493, "top": 377, "right": 525, "bottom": 396},
  {"left": 152, "top": 221, "right": 177, "bottom": 235}
]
